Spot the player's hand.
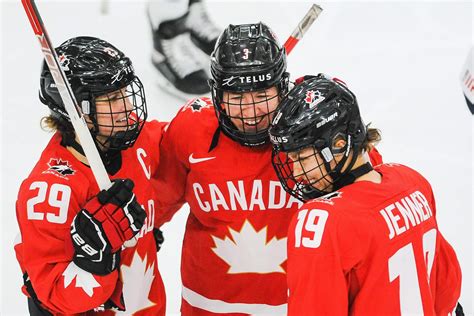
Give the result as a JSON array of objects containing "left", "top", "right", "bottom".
[
  {"left": 85, "top": 179, "right": 146, "bottom": 251},
  {"left": 153, "top": 228, "right": 164, "bottom": 252},
  {"left": 455, "top": 302, "right": 465, "bottom": 316},
  {"left": 71, "top": 179, "right": 146, "bottom": 274},
  {"left": 71, "top": 210, "right": 120, "bottom": 275}
]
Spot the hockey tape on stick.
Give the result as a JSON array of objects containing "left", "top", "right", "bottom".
[{"left": 284, "top": 4, "right": 323, "bottom": 55}]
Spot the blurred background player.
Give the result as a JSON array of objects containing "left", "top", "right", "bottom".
[
  {"left": 154, "top": 23, "right": 383, "bottom": 315},
  {"left": 269, "top": 74, "right": 463, "bottom": 315},
  {"left": 147, "top": 0, "right": 221, "bottom": 98},
  {"left": 14, "top": 36, "right": 166, "bottom": 315}
]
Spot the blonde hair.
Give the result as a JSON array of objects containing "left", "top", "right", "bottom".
[{"left": 40, "top": 115, "right": 75, "bottom": 140}]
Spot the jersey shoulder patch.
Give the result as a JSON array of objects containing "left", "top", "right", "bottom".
[{"left": 181, "top": 97, "right": 213, "bottom": 113}]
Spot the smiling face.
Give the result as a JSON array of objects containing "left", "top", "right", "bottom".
[
  {"left": 93, "top": 88, "right": 137, "bottom": 135},
  {"left": 221, "top": 86, "right": 280, "bottom": 135},
  {"left": 84, "top": 82, "right": 146, "bottom": 151}
]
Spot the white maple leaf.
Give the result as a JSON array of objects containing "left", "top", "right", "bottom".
[
  {"left": 212, "top": 220, "right": 287, "bottom": 274},
  {"left": 62, "top": 262, "right": 100, "bottom": 297},
  {"left": 116, "top": 252, "right": 156, "bottom": 314}
]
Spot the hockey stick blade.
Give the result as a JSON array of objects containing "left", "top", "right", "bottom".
[
  {"left": 284, "top": 4, "right": 323, "bottom": 55},
  {"left": 21, "top": 0, "right": 112, "bottom": 190}
]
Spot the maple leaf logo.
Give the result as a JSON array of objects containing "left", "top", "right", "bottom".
[
  {"left": 305, "top": 90, "right": 315, "bottom": 104},
  {"left": 304, "top": 89, "right": 325, "bottom": 109},
  {"left": 212, "top": 220, "right": 287, "bottom": 274},
  {"left": 183, "top": 98, "right": 212, "bottom": 113},
  {"left": 116, "top": 252, "right": 156, "bottom": 314},
  {"left": 62, "top": 262, "right": 100, "bottom": 297}
]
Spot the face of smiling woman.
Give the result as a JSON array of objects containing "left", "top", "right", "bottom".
[{"left": 222, "top": 86, "right": 280, "bottom": 135}]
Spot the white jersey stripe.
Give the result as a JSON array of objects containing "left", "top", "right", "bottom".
[{"left": 182, "top": 286, "right": 287, "bottom": 315}]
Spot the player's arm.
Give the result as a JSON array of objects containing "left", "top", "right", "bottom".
[
  {"left": 154, "top": 108, "right": 192, "bottom": 227},
  {"left": 16, "top": 175, "right": 145, "bottom": 313},
  {"left": 432, "top": 232, "right": 462, "bottom": 315},
  {"left": 287, "top": 205, "right": 365, "bottom": 315}
]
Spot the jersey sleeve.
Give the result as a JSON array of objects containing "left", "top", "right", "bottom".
[
  {"left": 431, "top": 232, "right": 462, "bottom": 315},
  {"left": 15, "top": 173, "right": 120, "bottom": 314},
  {"left": 424, "top": 176, "right": 461, "bottom": 313},
  {"left": 287, "top": 204, "right": 370, "bottom": 315},
  {"left": 143, "top": 119, "right": 168, "bottom": 180},
  {"left": 154, "top": 108, "right": 190, "bottom": 227}
]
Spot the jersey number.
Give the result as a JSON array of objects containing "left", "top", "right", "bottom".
[
  {"left": 388, "top": 228, "right": 437, "bottom": 314},
  {"left": 27, "top": 181, "right": 71, "bottom": 224},
  {"left": 294, "top": 209, "right": 329, "bottom": 248}
]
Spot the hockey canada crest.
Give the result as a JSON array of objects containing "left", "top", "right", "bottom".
[
  {"left": 305, "top": 89, "right": 325, "bottom": 109},
  {"left": 44, "top": 158, "right": 75, "bottom": 178}
]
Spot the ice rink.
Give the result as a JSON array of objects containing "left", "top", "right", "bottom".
[{"left": 1, "top": 0, "right": 472, "bottom": 315}]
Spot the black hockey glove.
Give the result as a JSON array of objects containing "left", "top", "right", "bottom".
[
  {"left": 71, "top": 179, "right": 147, "bottom": 275},
  {"left": 456, "top": 302, "right": 464, "bottom": 316},
  {"left": 153, "top": 228, "right": 164, "bottom": 252}
]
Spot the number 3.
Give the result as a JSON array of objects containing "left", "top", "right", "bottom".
[
  {"left": 26, "top": 181, "right": 71, "bottom": 224},
  {"left": 242, "top": 48, "right": 250, "bottom": 60},
  {"left": 294, "top": 209, "right": 329, "bottom": 248}
]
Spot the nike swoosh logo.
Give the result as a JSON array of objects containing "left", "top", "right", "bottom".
[{"left": 189, "top": 153, "right": 216, "bottom": 164}]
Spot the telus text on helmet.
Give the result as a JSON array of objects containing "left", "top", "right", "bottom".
[
  {"left": 270, "top": 134, "right": 289, "bottom": 144},
  {"left": 223, "top": 73, "right": 272, "bottom": 86}
]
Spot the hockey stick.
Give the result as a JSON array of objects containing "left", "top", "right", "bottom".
[
  {"left": 284, "top": 4, "right": 323, "bottom": 55},
  {"left": 21, "top": 0, "right": 112, "bottom": 191}
]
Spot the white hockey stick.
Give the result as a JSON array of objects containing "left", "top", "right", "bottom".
[
  {"left": 22, "top": 0, "right": 141, "bottom": 247},
  {"left": 284, "top": 4, "right": 323, "bottom": 55},
  {"left": 22, "top": 0, "right": 112, "bottom": 191}
]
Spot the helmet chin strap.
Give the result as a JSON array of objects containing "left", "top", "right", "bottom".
[
  {"left": 327, "top": 141, "right": 373, "bottom": 191},
  {"left": 332, "top": 162, "right": 373, "bottom": 191}
]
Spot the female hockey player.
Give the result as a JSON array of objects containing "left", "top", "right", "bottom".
[
  {"left": 269, "top": 74, "right": 462, "bottom": 315},
  {"left": 154, "top": 23, "right": 383, "bottom": 315},
  {"left": 15, "top": 36, "right": 166, "bottom": 315}
]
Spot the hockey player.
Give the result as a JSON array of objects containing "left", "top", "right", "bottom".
[
  {"left": 269, "top": 74, "right": 462, "bottom": 315},
  {"left": 148, "top": 0, "right": 220, "bottom": 98},
  {"left": 15, "top": 36, "right": 166, "bottom": 315},
  {"left": 154, "top": 23, "right": 383, "bottom": 315}
]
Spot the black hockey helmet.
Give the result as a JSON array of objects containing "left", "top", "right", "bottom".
[
  {"left": 39, "top": 36, "right": 147, "bottom": 151},
  {"left": 269, "top": 74, "right": 368, "bottom": 201},
  {"left": 209, "top": 22, "right": 289, "bottom": 147}
]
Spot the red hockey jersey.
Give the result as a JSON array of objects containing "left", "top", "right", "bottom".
[
  {"left": 155, "top": 98, "right": 383, "bottom": 315},
  {"left": 287, "top": 163, "right": 462, "bottom": 316},
  {"left": 15, "top": 121, "right": 166, "bottom": 315}
]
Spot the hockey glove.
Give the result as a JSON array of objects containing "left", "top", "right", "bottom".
[
  {"left": 153, "top": 228, "right": 164, "bottom": 252},
  {"left": 71, "top": 179, "right": 146, "bottom": 274}
]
